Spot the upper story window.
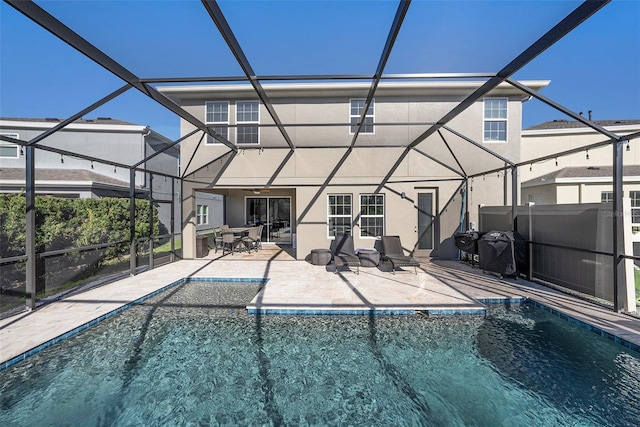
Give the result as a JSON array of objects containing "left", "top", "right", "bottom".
[
  {"left": 205, "top": 101, "right": 229, "bottom": 144},
  {"left": 328, "top": 194, "right": 352, "bottom": 237},
  {"left": 360, "top": 194, "right": 384, "bottom": 238},
  {"left": 0, "top": 133, "right": 20, "bottom": 158},
  {"left": 601, "top": 191, "right": 613, "bottom": 203},
  {"left": 483, "top": 98, "right": 507, "bottom": 142},
  {"left": 630, "top": 191, "right": 640, "bottom": 224},
  {"left": 350, "top": 99, "right": 374, "bottom": 134},
  {"left": 236, "top": 101, "right": 259, "bottom": 144}
]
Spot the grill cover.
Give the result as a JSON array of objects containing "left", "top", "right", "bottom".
[
  {"left": 454, "top": 231, "right": 483, "bottom": 255},
  {"left": 477, "top": 230, "right": 527, "bottom": 276}
]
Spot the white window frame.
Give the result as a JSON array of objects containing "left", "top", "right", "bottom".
[
  {"left": 630, "top": 191, "right": 640, "bottom": 225},
  {"left": 205, "top": 101, "right": 230, "bottom": 144},
  {"left": 327, "top": 194, "right": 352, "bottom": 238},
  {"left": 0, "top": 133, "right": 20, "bottom": 158},
  {"left": 236, "top": 100, "right": 260, "bottom": 145},
  {"left": 196, "top": 204, "right": 209, "bottom": 225},
  {"left": 483, "top": 98, "right": 508, "bottom": 143},
  {"left": 601, "top": 191, "right": 614, "bottom": 203},
  {"left": 359, "top": 193, "right": 385, "bottom": 239},
  {"left": 349, "top": 99, "right": 374, "bottom": 135}
]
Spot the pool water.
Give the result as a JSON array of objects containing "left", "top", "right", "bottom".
[{"left": 1, "top": 281, "right": 639, "bottom": 426}]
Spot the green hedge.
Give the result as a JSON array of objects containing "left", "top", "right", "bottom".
[{"left": 0, "top": 194, "right": 163, "bottom": 293}]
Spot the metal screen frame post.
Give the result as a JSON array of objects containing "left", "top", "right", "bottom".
[
  {"left": 129, "top": 169, "right": 136, "bottom": 276},
  {"left": 612, "top": 139, "right": 624, "bottom": 312},
  {"left": 527, "top": 202, "right": 534, "bottom": 281},
  {"left": 512, "top": 166, "right": 518, "bottom": 231},
  {"left": 148, "top": 173, "right": 154, "bottom": 270},
  {"left": 170, "top": 178, "right": 175, "bottom": 263},
  {"left": 25, "top": 146, "right": 36, "bottom": 310}
]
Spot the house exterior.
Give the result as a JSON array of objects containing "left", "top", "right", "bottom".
[
  {"left": 160, "top": 80, "right": 549, "bottom": 260},
  {"left": 0, "top": 118, "right": 182, "bottom": 233},
  {"left": 521, "top": 120, "right": 640, "bottom": 238}
]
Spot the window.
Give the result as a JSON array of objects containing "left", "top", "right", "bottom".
[
  {"left": 631, "top": 191, "right": 640, "bottom": 224},
  {"left": 236, "top": 101, "right": 259, "bottom": 144},
  {"left": 350, "top": 99, "right": 374, "bottom": 134},
  {"left": 196, "top": 205, "right": 208, "bottom": 225},
  {"left": 483, "top": 98, "right": 507, "bottom": 142},
  {"left": 601, "top": 191, "right": 613, "bottom": 203},
  {"left": 205, "top": 101, "right": 229, "bottom": 144},
  {"left": 328, "top": 194, "right": 352, "bottom": 237},
  {"left": 360, "top": 194, "right": 384, "bottom": 238},
  {"left": 0, "top": 133, "right": 19, "bottom": 158}
]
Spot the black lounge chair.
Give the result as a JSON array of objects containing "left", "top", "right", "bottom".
[
  {"left": 380, "top": 236, "right": 420, "bottom": 274},
  {"left": 330, "top": 234, "right": 360, "bottom": 274}
]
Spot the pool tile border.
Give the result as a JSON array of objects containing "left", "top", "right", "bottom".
[
  {"left": 0, "top": 277, "right": 268, "bottom": 372},
  {"left": 525, "top": 298, "right": 640, "bottom": 354},
  {"left": 3, "top": 280, "right": 638, "bottom": 371}
]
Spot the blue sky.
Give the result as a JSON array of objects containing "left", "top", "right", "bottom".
[{"left": 1, "top": 0, "right": 638, "bottom": 141}]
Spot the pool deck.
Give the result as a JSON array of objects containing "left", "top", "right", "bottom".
[{"left": 2, "top": 246, "right": 640, "bottom": 368}]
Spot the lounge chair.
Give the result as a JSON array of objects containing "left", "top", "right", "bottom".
[
  {"left": 330, "top": 234, "right": 361, "bottom": 274},
  {"left": 380, "top": 236, "right": 420, "bottom": 274}
]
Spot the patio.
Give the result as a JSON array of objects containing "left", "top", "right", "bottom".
[{"left": 2, "top": 247, "right": 639, "bottom": 369}]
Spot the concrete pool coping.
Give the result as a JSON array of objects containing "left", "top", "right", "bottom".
[{"left": 1, "top": 249, "right": 639, "bottom": 370}]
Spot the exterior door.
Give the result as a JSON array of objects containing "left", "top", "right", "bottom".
[
  {"left": 245, "top": 197, "right": 291, "bottom": 244},
  {"left": 415, "top": 192, "right": 435, "bottom": 256}
]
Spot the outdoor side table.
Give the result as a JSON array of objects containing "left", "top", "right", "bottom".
[
  {"left": 358, "top": 249, "right": 380, "bottom": 267},
  {"left": 310, "top": 249, "right": 332, "bottom": 265}
]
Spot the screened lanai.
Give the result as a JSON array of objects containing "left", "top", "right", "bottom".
[{"left": 1, "top": 0, "right": 639, "bottom": 315}]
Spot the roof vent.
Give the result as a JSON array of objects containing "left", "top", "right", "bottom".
[
  {"left": 96, "top": 117, "right": 112, "bottom": 120},
  {"left": 45, "top": 118, "right": 59, "bottom": 121},
  {"left": 587, "top": 166, "right": 600, "bottom": 170}
]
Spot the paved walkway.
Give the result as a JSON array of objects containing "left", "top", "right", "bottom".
[{"left": 2, "top": 247, "right": 639, "bottom": 368}]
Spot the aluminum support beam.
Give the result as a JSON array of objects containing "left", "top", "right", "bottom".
[
  {"left": 506, "top": 78, "right": 621, "bottom": 141},
  {"left": 437, "top": 130, "right": 466, "bottom": 177},
  {"left": 170, "top": 178, "right": 175, "bottom": 263},
  {"left": 129, "top": 169, "right": 137, "bottom": 276},
  {"left": 612, "top": 139, "right": 624, "bottom": 312},
  {"left": 442, "top": 126, "right": 515, "bottom": 166},
  {"left": 28, "top": 84, "right": 132, "bottom": 146},
  {"left": 148, "top": 174, "right": 154, "bottom": 270},
  {"left": 512, "top": 166, "right": 518, "bottom": 231},
  {"left": 133, "top": 129, "right": 200, "bottom": 168},
  {"left": 413, "top": 147, "right": 466, "bottom": 177},
  {"left": 140, "top": 72, "right": 497, "bottom": 84},
  {"left": 25, "top": 146, "right": 36, "bottom": 310},
  {"left": 407, "top": 0, "right": 609, "bottom": 149},
  {"left": 350, "top": 0, "right": 411, "bottom": 148},
  {"left": 201, "top": 0, "right": 295, "bottom": 150},
  {"left": 6, "top": 0, "right": 236, "bottom": 152}
]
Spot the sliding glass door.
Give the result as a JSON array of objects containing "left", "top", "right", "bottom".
[{"left": 245, "top": 197, "right": 291, "bottom": 244}]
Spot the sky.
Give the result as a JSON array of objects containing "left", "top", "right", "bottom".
[{"left": 1, "top": 0, "right": 639, "bottom": 142}]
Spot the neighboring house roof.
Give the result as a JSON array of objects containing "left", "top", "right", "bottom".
[
  {"left": 522, "top": 166, "right": 640, "bottom": 187},
  {"left": 0, "top": 117, "right": 137, "bottom": 126},
  {"left": 0, "top": 168, "right": 136, "bottom": 189},
  {"left": 525, "top": 119, "right": 640, "bottom": 131}
]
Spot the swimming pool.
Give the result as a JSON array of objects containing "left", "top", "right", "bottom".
[{"left": 1, "top": 281, "right": 639, "bottom": 426}]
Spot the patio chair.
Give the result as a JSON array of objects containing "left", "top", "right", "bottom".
[
  {"left": 380, "top": 236, "right": 420, "bottom": 274},
  {"left": 256, "top": 224, "right": 264, "bottom": 250},
  {"left": 210, "top": 228, "right": 224, "bottom": 253},
  {"left": 330, "top": 234, "right": 360, "bottom": 274},
  {"left": 241, "top": 226, "right": 260, "bottom": 252},
  {"left": 221, "top": 231, "right": 241, "bottom": 255}
]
